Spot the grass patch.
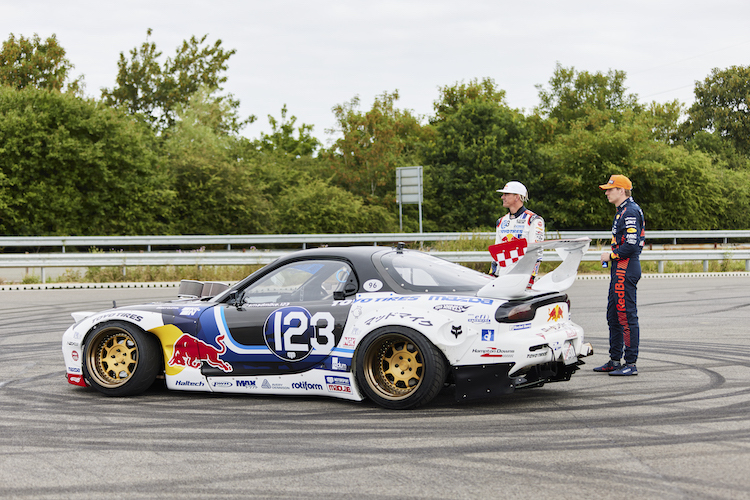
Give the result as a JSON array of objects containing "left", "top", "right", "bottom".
[{"left": 47, "top": 265, "right": 264, "bottom": 284}]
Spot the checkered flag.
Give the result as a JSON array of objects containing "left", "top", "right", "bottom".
[{"left": 489, "top": 238, "right": 528, "bottom": 268}]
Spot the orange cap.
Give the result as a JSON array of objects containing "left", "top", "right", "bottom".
[{"left": 599, "top": 175, "right": 632, "bottom": 190}]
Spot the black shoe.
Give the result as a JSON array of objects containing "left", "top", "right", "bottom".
[{"left": 593, "top": 359, "right": 621, "bottom": 372}]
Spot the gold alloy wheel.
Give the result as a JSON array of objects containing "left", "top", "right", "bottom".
[
  {"left": 363, "top": 333, "right": 424, "bottom": 400},
  {"left": 86, "top": 328, "right": 140, "bottom": 388}
]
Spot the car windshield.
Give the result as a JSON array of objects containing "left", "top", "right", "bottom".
[{"left": 379, "top": 250, "right": 494, "bottom": 293}]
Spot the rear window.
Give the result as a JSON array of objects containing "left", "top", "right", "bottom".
[{"left": 379, "top": 250, "right": 494, "bottom": 293}]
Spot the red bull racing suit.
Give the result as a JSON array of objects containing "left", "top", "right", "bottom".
[
  {"left": 607, "top": 197, "right": 646, "bottom": 364},
  {"left": 491, "top": 206, "right": 545, "bottom": 278}
]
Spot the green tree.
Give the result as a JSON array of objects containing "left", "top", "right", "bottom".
[
  {"left": 273, "top": 176, "right": 397, "bottom": 233},
  {"left": 0, "top": 86, "right": 171, "bottom": 235},
  {"left": 321, "top": 90, "right": 426, "bottom": 203},
  {"left": 101, "top": 29, "right": 251, "bottom": 133},
  {"left": 423, "top": 79, "right": 540, "bottom": 231},
  {"left": 162, "top": 88, "right": 273, "bottom": 234},
  {"left": 683, "top": 65, "right": 750, "bottom": 156},
  {"left": 256, "top": 105, "right": 320, "bottom": 157},
  {"left": 0, "top": 33, "right": 82, "bottom": 93},
  {"left": 430, "top": 77, "right": 506, "bottom": 123},
  {"left": 535, "top": 63, "right": 643, "bottom": 133}
]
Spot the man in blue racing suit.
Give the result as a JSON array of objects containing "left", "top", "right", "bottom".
[{"left": 595, "top": 174, "right": 645, "bottom": 376}]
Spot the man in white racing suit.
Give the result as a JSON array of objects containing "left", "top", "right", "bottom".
[{"left": 491, "top": 181, "right": 545, "bottom": 281}]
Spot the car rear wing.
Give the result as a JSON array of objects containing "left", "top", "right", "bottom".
[{"left": 477, "top": 238, "right": 591, "bottom": 300}]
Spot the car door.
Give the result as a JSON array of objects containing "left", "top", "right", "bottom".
[{"left": 199, "top": 259, "right": 357, "bottom": 377}]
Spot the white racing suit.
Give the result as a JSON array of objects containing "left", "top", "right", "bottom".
[{"left": 491, "top": 206, "right": 545, "bottom": 280}]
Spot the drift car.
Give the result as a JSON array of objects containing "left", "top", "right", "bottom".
[{"left": 62, "top": 239, "right": 592, "bottom": 410}]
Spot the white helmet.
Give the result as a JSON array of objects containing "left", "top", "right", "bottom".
[{"left": 496, "top": 181, "right": 528, "bottom": 199}]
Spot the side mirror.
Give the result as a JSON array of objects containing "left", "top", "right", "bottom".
[{"left": 333, "top": 283, "right": 358, "bottom": 301}]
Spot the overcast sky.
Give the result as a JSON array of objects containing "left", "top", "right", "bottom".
[{"left": 4, "top": 1, "right": 749, "bottom": 145}]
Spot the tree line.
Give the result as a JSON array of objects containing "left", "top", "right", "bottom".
[{"left": 1, "top": 31, "right": 749, "bottom": 237}]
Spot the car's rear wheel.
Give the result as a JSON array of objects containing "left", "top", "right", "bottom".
[
  {"left": 355, "top": 327, "right": 447, "bottom": 410},
  {"left": 83, "top": 321, "right": 162, "bottom": 396}
]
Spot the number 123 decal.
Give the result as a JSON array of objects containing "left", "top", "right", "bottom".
[{"left": 263, "top": 306, "right": 336, "bottom": 361}]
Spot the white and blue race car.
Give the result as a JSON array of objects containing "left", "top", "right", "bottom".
[{"left": 62, "top": 239, "right": 592, "bottom": 410}]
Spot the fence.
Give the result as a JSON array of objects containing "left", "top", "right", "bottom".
[
  {"left": 2, "top": 230, "right": 750, "bottom": 252},
  {"left": 2, "top": 231, "right": 750, "bottom": 283}
]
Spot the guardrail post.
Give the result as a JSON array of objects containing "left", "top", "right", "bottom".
[
  {"left": 658, "top": 261, "right": 664, "bottom": 273},
  {"left": 41, "top": 267, "right": 46, "bottom": 284},
  {"left": 746, "top": 260, "right": 749, "bottom": 272},
  {"left": 703, "top": 260, "right": 709, "bottom": 272}
]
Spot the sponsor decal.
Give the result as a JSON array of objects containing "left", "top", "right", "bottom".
[
  {"left": 263, "top": 306, "right": 336, "bottom": 362},
  {"left": 236, "top": 380, "right": 257, "bottom": 388},
  {"left": 428, "top": 296, "right": 493, "bottom": 305},
  {"left": 92, "top": 311, "right": 144, "bottom": 322},
  {"left": 67, "top": 374, "right": 86, "bottom": 386},
  {"left": 330, "top": 356, "right": 349, "bottom": 371},
  {"left": 472, "top": 347, "right": 514, "bottom": 357},
  {"left": 541, "top": 324, "right": 565, "bottom": 332},
  {"left": 212, "top": 381, "right": 233, "bottom": 388},
  {"left": 468, "top": 314, "right": 491, "bottom": 324},
  {"left": 451, "top": 325, "right": 463, "bottom": 338},
  {"left": 261, "top": 379, "right": 290, "bottom": 390},
  {"left": 527, "top": 352, "right": 547, "bottom": 359},
  {"left": 169, "top": 333, "right": 233, "bottom": 373},
  {"left": 175, "top": 380, "right": 205, "bottom": 387},
  {"left": 481, "top": 329, "right": 494, "bottom": 341},
  {"left": 363, "top": 312, "right": 432, "bottom": 327},
  {"left": 342, "top": 337, "right": 356, "bottom": 347},
  {"left": 71, "top": 351, "right": 79, "bottom": 361},
  {"left": 363, "top": 279, "right": 384, "bottom": 292},
  {"left": 67, "top": 367, "right": 81, "bottom": 373},
  {"left": 291, "top": 381, "right": 324, "bottom": 391},
  {"left": 326, "top": 375, "right": 352, "bottom": 393},
  {"left": 354, "top": 296, "right": 419, "bottom": 303},
  {"left": 179, "top": 307, "right": 201, "bottom": 317},
  {"left": 244, "top": 302, "right": 290, "bottom": 308},
  {"left": 434, "top": 304, "right": 471, "bottom": 313},
  {"left": 547, "top": 305, "right": 563, "bottom": 322},
  {"left": 510, "top": 323, "right": 532, "bottom": 331}
]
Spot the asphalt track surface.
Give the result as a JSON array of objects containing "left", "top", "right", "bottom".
[{"left": 1, "top": 276, "right": 749, "bottom": 499}]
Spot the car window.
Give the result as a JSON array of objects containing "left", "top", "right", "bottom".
[
  {"left": 241, "top": 260, "right": 355, "bottom": 303},
  {"left": 380, "top": 250, "right": 494, "bottom": 292}
]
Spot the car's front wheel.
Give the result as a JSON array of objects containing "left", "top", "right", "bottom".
[
  {"left": 355, "top": 327, "right": 447, "bottom": 410},
  {"left": 82, "top": 321, "right": 162, "bottom": 396}
]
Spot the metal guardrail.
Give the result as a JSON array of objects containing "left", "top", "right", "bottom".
[
  {"left": 2, "top": 230, "right": 750, "bottom": 252},
  {"left": 3, "top": 248, "right": 750, "bottom": 283}
]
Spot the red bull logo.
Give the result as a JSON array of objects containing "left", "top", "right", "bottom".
[
  {"left": 547, "top": 305, "right": 563, "bottom": 322},
  {"left": 169, "top": 333, "right": 233, "bottom": 373}
]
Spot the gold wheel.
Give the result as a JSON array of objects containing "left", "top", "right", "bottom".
[
  {"left": 86, "top": 327, "right": 140, "bottom": 388},
  {"left": 363, "top": 333, "right": 424, "bottom": 400}
]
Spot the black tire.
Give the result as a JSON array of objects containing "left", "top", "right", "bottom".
[
  {"left": 355, "top": 326, "right": 447, "bottom": 410},
  {"left": 82, "top": 321, "right": 162, "bottom": 397}
]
